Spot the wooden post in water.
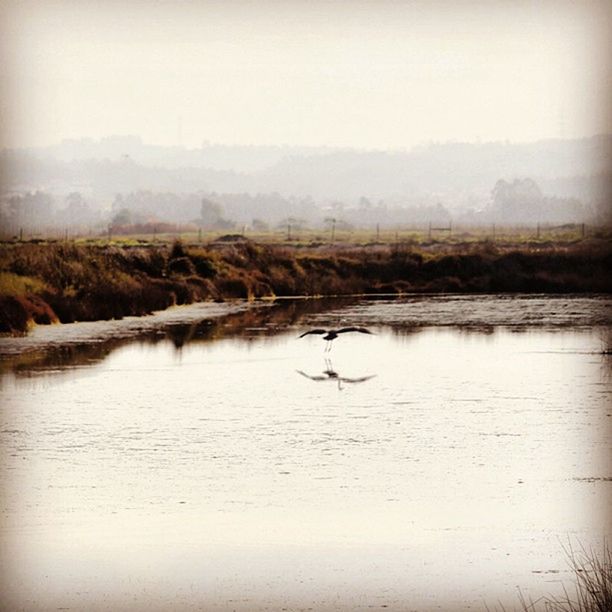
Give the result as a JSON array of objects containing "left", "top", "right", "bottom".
[
  {"left": 581, "top": 223, "right": 586, "bottom": 239},
  {"left": 198, "top": 228, "right": 202, "bottom": 243}
]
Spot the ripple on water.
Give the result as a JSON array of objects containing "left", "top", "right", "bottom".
[{"left": 302, "top": 294, "right": 612, "bottom": 329}]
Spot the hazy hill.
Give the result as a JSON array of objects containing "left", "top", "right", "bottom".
[
  {"left": 253, "top": 136, "right": 612, "bottom": 203},
  {"left": 2, "top": 135, "right": 609, "bottom": 205},
  {"left": 0, "top": 135, "right": 610, "bottom": 233}
]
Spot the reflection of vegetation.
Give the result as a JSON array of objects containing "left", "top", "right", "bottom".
[
  {"left": 1, "top": 239, "right": 610, "bottom": 334},
  {"left": 0, "top": 297, "right": 361, "bottom": 375},
  {"left": 388, "top": 324, "right": 495, "bottom": 339},
  {"left": 4, "top": 342, "right": 124, "bottom": 377}
]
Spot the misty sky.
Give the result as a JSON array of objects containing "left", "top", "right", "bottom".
[{"left": 1, "top": 0, "right": 610, "bottom": 150}]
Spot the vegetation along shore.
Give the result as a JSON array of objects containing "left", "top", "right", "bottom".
[{"left": 1, "top": 235, "right": 611, "bottom": 335}]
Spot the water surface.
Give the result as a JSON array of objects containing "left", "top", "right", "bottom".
[{"left": 1, "top": 295, "right": 610, "bottom": 611}]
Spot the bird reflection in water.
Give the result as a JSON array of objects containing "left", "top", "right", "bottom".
[{"left": 296, "top": 358, "right": 376, "bottom": 390}]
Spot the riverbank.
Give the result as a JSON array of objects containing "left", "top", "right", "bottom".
[{"left": 1, "top": 238, "right": 610, "bottom": 334}]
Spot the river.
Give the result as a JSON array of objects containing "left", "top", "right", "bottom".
[{"left": 1, "top": 295, "right": 610, "bottom": 611}]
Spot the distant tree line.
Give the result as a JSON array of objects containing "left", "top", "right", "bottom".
[
  {"left": 0, "top": 176, "right": 608, "bottom": 239},
  {"left": 0, "top": 191, "right": 102, "bottom": 237}
]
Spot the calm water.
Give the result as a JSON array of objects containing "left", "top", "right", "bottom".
[{"left": 1, "top": 295, "right": 611, "bottom": 611}]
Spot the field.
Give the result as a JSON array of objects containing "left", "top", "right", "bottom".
[{"left": 13, "top": 221, "right": 601, "bottom": 248}]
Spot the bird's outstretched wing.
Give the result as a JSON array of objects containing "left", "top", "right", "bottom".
[
  {"left": 299, "top": 329, "right": 328, "bottom": 338},
  {"left": 336, "top": 327, "right": 373, "bottom": 335},
  {"left": 296, "top": 370, "right": 328, "bottom": 381},
  {"left": 338, "top": 374, "right": 377, "bottom": 384}
]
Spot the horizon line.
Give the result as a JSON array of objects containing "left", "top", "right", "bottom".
[{"left": 3, "top": 132, "right": 611, "bottom": 155}]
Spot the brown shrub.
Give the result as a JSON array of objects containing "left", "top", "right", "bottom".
[
  {"left": 184, "top": 276, "right": 220, "bottom": 300},
  {"left": 0, "top": 294, "right": 58, "bottom": 334},
  {"left": 422, "top": 276, "right": 466, "bottom": 293},
  {"left": 216, "top": 276, "right": 252, "bottom": 299},
  {"left": 168, "top": 256, "right": 196, "bottom": 276},
  {"left": 170, "top": 239, "right": 187, "bottom": 259},
  {"left": 0, "top": 295, "right": 31, "bottom": 333},
  {"left": 188, "top": 252, "right": 218, "bottom": 278}
]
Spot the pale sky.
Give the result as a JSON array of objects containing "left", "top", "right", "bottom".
[{"left": 0, "top": 0, "right": 610, "bottom": 150}]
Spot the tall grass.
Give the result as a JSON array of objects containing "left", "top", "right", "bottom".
[
  {"left": 0, "top": 271, "right": 48, "bottom": 296},
  {"left": 496, "top": 541, "right": 612, "bottom": 612},
  {"left": 1, "top": 238, "right": 611, "bottom": 333},
  {"left": 535, "top": 541, "right": 611, "bottom": 612}
]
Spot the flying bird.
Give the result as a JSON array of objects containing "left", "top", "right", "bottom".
[{"left": 298, "top": 327, "right": 373, "bottom": 351}]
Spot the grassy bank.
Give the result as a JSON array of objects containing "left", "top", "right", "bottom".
[{"left": 1, "top": 237, "right": 610, "bottom": 334}]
